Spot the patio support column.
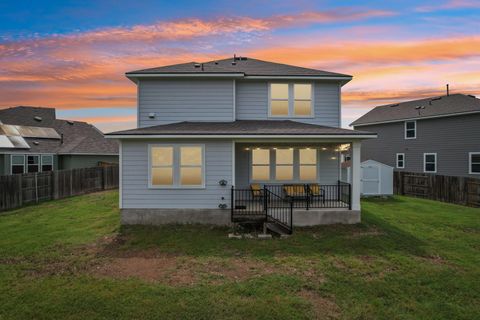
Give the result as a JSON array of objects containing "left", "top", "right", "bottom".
[{"left": 351, "top": 141, "right": 361, "bottom": 211}]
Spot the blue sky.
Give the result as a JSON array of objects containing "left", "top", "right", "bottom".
[{"left": 0, "top": 0, "right": 479, "bottom": 131}]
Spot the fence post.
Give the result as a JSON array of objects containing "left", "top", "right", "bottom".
[
  {"left": 17, "top": 174, "right": 23, "bottom": 207},
  {"left": 102, "top": 166, "right": 107, "bottom": 190},
  {"left": 34, "top": 173, "right": 38, "bottom": 203},
  {"left": 70, "top": 169, "right": 73, "bottom": 196},
  {"left": 53, "top": 170, "right": 59, "bottom": 199}
]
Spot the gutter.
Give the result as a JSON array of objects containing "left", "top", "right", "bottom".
[{"left": 106, "top": 134, "right": 377, "bottom": 139}]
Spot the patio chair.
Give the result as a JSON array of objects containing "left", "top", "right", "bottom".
[
  {"left": 307, "top": 183, "right": 326, "bottom": 204},
  {"left": 283, "top": 184, "right": 309, "bottom": 201},
  {"left": 250, "top": 184, "right": 264, "bottom": 201}
]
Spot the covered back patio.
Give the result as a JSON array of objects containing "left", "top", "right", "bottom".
[{"left": 231, "top": 140, "right": 362, "bottom": 232}]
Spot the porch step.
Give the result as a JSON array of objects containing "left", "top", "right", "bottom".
[{"left": 265, "top": 222, "right": 291, "bottom": 236}]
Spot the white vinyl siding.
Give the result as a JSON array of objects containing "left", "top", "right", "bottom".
[{"left": 122, "top": 140, "right": 232, "bottom": 209}]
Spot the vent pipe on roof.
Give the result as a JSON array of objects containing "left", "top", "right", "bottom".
[
  {"left": 446, "top": 84, "right": 449, "bottom": 96},
  {"left": 34, "top": 116, "right": 42, "bottom": 122}
]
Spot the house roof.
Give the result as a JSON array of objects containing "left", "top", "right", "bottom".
[
  {"left": 351, "top": 94, "right": 480, "bottom": 126},
  {"left": 0, "top": 106, "right": 118, "bottom": 154},
  {"left": 107, "top": 120, "right": 375, "bottom": 137},
  {"left": 127, "top": 57, "right": 351, "bottom": 79}
]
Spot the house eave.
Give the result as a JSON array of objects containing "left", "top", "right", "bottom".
[{"left": 106, "top": 134, "right": 377, "bottom": 139}]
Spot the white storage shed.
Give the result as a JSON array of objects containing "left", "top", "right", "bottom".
[{"left": 341, "top": 159, "right": 393, "bottom": 196}]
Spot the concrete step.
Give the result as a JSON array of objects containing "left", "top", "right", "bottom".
[{"left": 265, "top": 222, "right": 291, "bottom": 236}]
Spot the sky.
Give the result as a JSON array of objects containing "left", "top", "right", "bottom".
[{"left": 0, "top": 0, "right": 479, "bottom": 132}]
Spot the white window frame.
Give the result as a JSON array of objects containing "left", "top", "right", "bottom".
[
  {"left": 148, "top": 144, "right": 205, "bottom": 189},
  {"left": 274, "top": 148, "right": 294, "bottom": 181},
  {"left": 26, "top": 154, "right": 40, "bottom": 173},
  {"left": 404, "top": 120, "right": 416, "bottom": 139},
  {"left": 299, "top": 148, "right": 318, "bottom": 182},
  {"left": 396, "top": 153, "right": 405, "bottom": 169},
  {"left": 268, "top": 83, "right": 314, "bottom": 118},
  {"left": 469, "top": 152, "right": 480, "bottom": 175},
  {"left": 10, "top": 154, "right": 26, "bottom": 174},
  {"left": 41, "top": 154, "right": 54, "bottom": 172},
  {"left": 423, "top": 153, "right": 437, "bottom": 173},
  {"left": 249, "top": 148, "right": 320, "bottom": 183}
]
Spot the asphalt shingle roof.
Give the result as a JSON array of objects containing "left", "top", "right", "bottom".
[
  {"left": 127, "top": 57, "right": 351, "bottom": 78},
  {"left": 107, "top": 120, "right": 374, "bottom": 136},
  {"left": 351, "top": 94, "right": 480, "bottom": 126},
  {"left": 0, "top": 106, "right": 118, "bottom": 154}
]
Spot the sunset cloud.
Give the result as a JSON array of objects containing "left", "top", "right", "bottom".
[{"left": 0, "top": 4, "right": 479, "bottom": 131}]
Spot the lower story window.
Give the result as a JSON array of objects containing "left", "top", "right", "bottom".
[
  {"left": 469, "top": 152, "right": 480, "bottom": 174},
  {"left": 41, "top": 155, "right": 53, "bottom": 172},
  {"left": 396, "top": 153, "right": 405, "bottom": 169},
  {"left": 11, "top": 155, "right": 25, "bottom": 174},
  {"left": 27, "top": 155, "right": 40, "bottom": 173},
  {"left": 150, "top": 144, "right": 204, "bottom": 188},
  {"left": 424, "top": 153, "right": 437, "bottom": 173},
  {"left": 251, "top": 147, "right": 321, "bottom": 182}
]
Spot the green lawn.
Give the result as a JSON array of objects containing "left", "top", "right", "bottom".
[{"left": 0, "top": 191, "right": 479, "bottom": 319}]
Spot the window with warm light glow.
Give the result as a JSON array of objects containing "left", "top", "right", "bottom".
[
  {"left": 270, "top": 84, "right": 289, "bottom": 116},
  {"left": 269, "top": 83, "right": 312, "bottom": 117},
  {"left": 275, "top": 149, "right": 293, "bottom": 180},
  {"left": 150, "top": 145, "right": 204, "bottom": 187},
  {"left": 252, "top": 149, "right": 270, "bottom": 180},
  {"left": 294, "top": 84, "right": 312, "bottom": 116},
  {"left": 299, "top": 148, "right": 317, "bottom": 181}
]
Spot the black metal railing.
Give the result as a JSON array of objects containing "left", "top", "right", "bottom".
[
  {"left": 264, "top": 188, "right": 293, "bottom": 233},
  {"left": 230, "top": 182, "right": 352, "bottom": 231},
  {"left": 264, "top": 181, "right": 351, "bottom": 210}
]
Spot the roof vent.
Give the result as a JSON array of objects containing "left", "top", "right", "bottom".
[
  {"left": 34, "top": 116, "right": 42, "bottom": 122},
  {"left": 415, "top": 105, "right": 425, "bottom": 110},
  {"left": 231, "top": 61, "right": 236, "bottom": 65},
  {"left": 67, "top": 120, "right": 74, "bottom": 125},
  {"left": 214, "top": 61, "right": 218, "bottom": 65},
  {"left": 194, "top": 63, "right": 201, "bottom": 68},
  {"left": 240, "top": 57, "right": 247, "bottom": 61},
  {"left": 33, "top": 141, "right": 39, "bottom": 145}
]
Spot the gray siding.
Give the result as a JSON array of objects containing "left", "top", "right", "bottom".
[
  {"left": 234, "top": 143, "right": 340, "bottom": 188},
  {"left": 356, "top": 113, "right": 480, "bottom": 177},
  {"left": 235, "top": 80, "right": 340, "bottom": 127},
  {"left": 138, "top": 79, "right": 234, "bottom": 127},
  {"left": 121, "top": 139, "right": 233, "bottom": 209}
]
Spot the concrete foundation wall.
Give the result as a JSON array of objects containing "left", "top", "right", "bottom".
[{"left": 121, "top": 208, "right": 360, "bottom": 226}]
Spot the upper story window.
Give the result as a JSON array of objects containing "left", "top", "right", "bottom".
[
  {"left": 269, "top": 83, "right": 313, "bottom": 118},
  {"left": 469, "top": 152, "right": 480, "bottom": 174},
  {"left": 424, "top": 153, "right": 437, "bottom": 173},
  {"left": 405, "top": 121, "right": 416, "bottom": 139},
  {"left": 396, "top": 153, "right": 405, "bottom": 169},
  {"left": 149, "top": 144, "right": 204, "bottom": 188}
]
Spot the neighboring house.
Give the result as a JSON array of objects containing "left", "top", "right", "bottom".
[
  {"left": 107, "top": 56, "right": 376, "bottom": 230},
  {"left": 0, "top": 106, "right": 118, "bottom": 175},
  {"left": 351, "top": 93, "right": 480, "bottom": 177}
]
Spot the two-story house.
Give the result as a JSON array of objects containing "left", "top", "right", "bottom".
[
  {"left": 351, "top": 93, "right": 480, "bottom": 177},
  {"left": 107, "top": 57, "right": 376, "bottom": 233}
]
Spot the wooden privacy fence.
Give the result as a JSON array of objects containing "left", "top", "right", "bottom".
[
  {"left": 0, "top": 166, "right": 119, "bottom": 212},
  {"left": 394, "top": 171, "right": 480, "bottom": 207}
]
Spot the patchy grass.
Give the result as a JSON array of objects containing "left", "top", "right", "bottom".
[{"left": 0, "top": 191, "right": 479, "bottom": 319}]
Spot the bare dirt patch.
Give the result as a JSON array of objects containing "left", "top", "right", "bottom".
[
  {"left": 298, "top": 290, "right": 341, "bottom": 319},
  {"left": 91, "top": 253, "right": 286, "bottom": 286},
  {"left": 347, "top": 227, "right": 384, "bottom": 239}
]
